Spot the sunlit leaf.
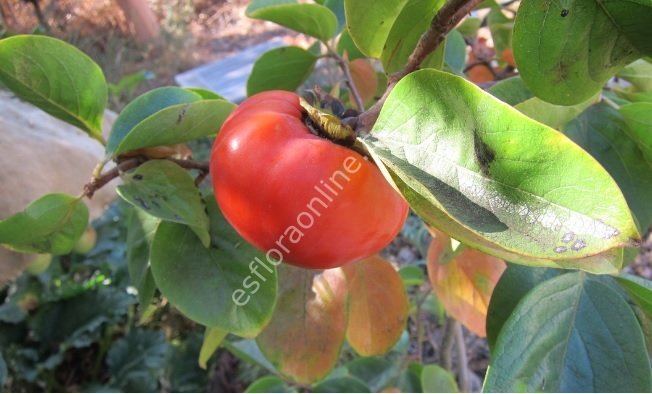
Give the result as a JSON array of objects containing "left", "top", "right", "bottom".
[
  {"left": 617, "top": 59, "right": 652, "bottom": 92},
  {"left": 621, "top": 102, "right": 652, "bottom": 166},
  {"left": 363, "top": 69, "right": 639, "bottom": 273},
  {"left": 107, "top": 87, "right": 201, "bottom": 153},
  {"left": 379, "top": 0, "right": 445, "bottom": 74},
  {"left": 565, "top": 103, "right": 652, "bottom": 232},
  {"left": 111, "top": 100, "right": 235, "bottom": 156},
  {"left": 246, "top": 0, "right": 337, "bottom": 41},
  {"left": 344, "top": 0, "right": 409, "bottom": 58},
  {"left": 117, "top": 160, "right": 210, "bottom": 247},
  {"left": 0, "top": 35, "right": 106, "bottom": 140},
  {"left": 247, "top": 46, "right": 317, "bottom": 96},
  {"left": 198, "top": 327, "right": 227, "bottom": 369},
  {"left": 0, "top": 193, "right": 89, "bottom": 255}
]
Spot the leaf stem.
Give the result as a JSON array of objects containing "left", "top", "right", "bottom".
[
  {"left": 357, "top": 0, "right": 484, "bottom": 132},
  {"left": 82, "top": 157, "right": 210, "bottom": 198},
  {"left": 324, "top": 43, "right": 366, "bottom": 112}
]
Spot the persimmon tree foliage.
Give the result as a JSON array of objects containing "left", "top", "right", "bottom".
[{"left": 1, "top": 0, "right": 652, "bottom": 392}]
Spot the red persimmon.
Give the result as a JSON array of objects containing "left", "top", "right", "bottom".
[{"left": 210, "top": 91, "right": 408, "bottom": 269}]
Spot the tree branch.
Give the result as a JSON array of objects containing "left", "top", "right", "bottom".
[
  {"left": 325, "top": 45, "right": 366, "bottom": 112},
  {"left": 357, "top": 0, "right": 484, "bottom": 131},
  {"left": 454, "top": 322, "right": 470, "bottom": 392},
  {"left": 440, "top": 318, "right": 457, "bottom": 370},
  {"left": 82, "top": 157, "right": 210, "bottom": 198}
]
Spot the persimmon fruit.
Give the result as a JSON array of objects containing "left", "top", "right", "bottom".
[{"left": 210, "top": 91, "right": 408, "bottom": 269}]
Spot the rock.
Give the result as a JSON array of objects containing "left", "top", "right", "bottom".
[{"left": 0, "top": 90, "right": 118, "bottom": 285}]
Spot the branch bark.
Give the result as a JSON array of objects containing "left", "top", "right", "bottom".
[
  {"left": 83, "top": 157, "right": 210, "bottom": 199},
  {"left": 357, "top": 0, "right": 484, "bottom": 132},
  {"left": 325, "top": 46, "right": 366, "bottom": 112},
  {"left": 454, "top": 322, "right": 470, "bottom": 392}
]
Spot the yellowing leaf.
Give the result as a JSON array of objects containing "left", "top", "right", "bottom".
[
  {"left": 256, "top": 266, "right": 348, "bottom": 384},
  {"left": 427, "top": 229, "right": 506, "bottom": 337},
  {"left": 343, "top": 256, "right": 409, "bottom": 356}
]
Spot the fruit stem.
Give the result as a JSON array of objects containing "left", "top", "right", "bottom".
[{"left": 299, "top": 97, "right": 357, "bottom": 146}]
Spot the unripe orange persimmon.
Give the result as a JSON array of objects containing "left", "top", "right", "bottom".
[{"left": 210, "top": 91, "right": 408, "bottom": 269}]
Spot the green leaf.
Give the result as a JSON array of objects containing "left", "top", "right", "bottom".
[
  {"left": 150, "top": 194, "right": 277, "bottom": 337},
  {"left": 0, "top": 35, "right": 107, "bottom": 140},
  {"left": 490, "top": 76, "right": 598, "bottom": 129},
  {"left": 198, "top": 327, "right": 227, "bottom": 369},
  {"left": 106, "top": 329, "right": 168, "bottom": 392},
  {"left": 224, "top": 339, "right": 278, "bottom": 374},
  {"left": 399, "top": 266, "right": 425, "bottom": 287},
  {"left": 246, "top": 0, "right": 337, "bottom": 41},
  {"left": 256, "top": 266, "right": 348, "bottom": 384},
  {"left": 245, "top": 376, "right": 295, "bottom": 393},
  {"left": 166, "top": 334, "right": 207, "bottom": 393},
  {"left": 487, "top": 7, "right": 512, "bottom": 57},
  {"left": 396, "top": 362, "right": 423, "bottom": 393},
  {"left": 126, "top": 208, "right": 160, "bottom": 308},
  {"left": 117, "top": 160, "right": 210, "bottom": 247},
  {"left": 488, "top": 76, "right": 534, "bottom": 106},
  {"left": 344, "top": 0, "right": 409, "bottom": 58},
  {"left": 513, "top": 0, "right": 652, "bottom": 105},
  {"left": 515, "top": 93, "right": 599, "bottom": 130},
  {"left": 443, "top": 30, "right": 466, "bottom": 74},
  {"left": 324, "top": 0, "right": 345, "bottom": 34},
  {"left": 484, "top": 272, "right": 652, "bottom": 392},
  {"left": 0, "top": 193, "right": 89, "bottom": 255},
  {"left": 421, "top": 364, "right": 458, "bottom": 393},
  {"left": 364, "top": 69, "right": 638, "bottom": 273},
  {"left": 337, "top": 30, "right": 365, "bottom": 61},
  {"left": 616, "top": 274, "right": 652, "bottom": 320},
  {"left": 618, "top": 59, "right": 652, "bottom": 92},
  {"left": 565, "top": 103, "right": 652, "bottom": 232},
  {"left": 313, "top": 377, "right": 371, "bottom": 393},
  {"left": 457, "top": 17, "right": 481, "bottom": 38},
  {"left": 186, "top": 87, "right": 226, "bottom": 100},
  {"left": 380, "top": 0, "right": 445, "bottom": 74},
  {"left": 621, "top": 102, "right": 652, "bottom": 166},
  {"left": 345, "top": 357, "right": 396, "bottom": 392},
  {"left": 486, "top": 264, "right": 562, "bottom": 350},
  {"left": 111, "top": 99, "right": 235, "bottom": 156},
  {"left": 247, "top": 46, "right": 317, "bottom": 96},
  {"left": 29, "top": 287, "right": 132, "bottom": 350},
  {"left": 107, "top": 87, "right": 201, "bottom": 153}
]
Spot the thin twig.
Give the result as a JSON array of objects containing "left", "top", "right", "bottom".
[
  {"left": 83, "top": 158, "right": 140, "bottom": 199},
  {"left": 325, "top": 45, "right": 366, "bottom": 112},
  {"left": 357, "top": 0, "right": 484, "bottom": 131},
  {"left": 82, "top": 157, "right": 210, "bottom": 198},
  {"left": 440, "top": 317, "right": 457, "bottom": 370},
  {"left": 454, "top": 322, "right": 470, "bottom": 392}
]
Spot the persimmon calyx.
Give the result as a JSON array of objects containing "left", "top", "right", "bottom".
[{"left": 299, "top": 97, "right": 357, "bottom": 146}]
